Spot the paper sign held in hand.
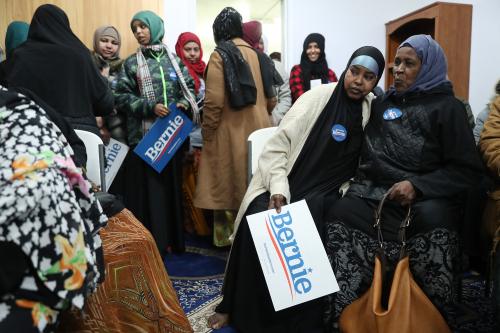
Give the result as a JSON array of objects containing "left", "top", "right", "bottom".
[
  {"left": 247, "top": 199, "right": 339, "bottom": 311},
  {"left": 134, "top": 103, "right": 193, "bottom": 173}
]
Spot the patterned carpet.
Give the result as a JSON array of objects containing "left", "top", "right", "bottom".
[
  {"left": 164, "top": 236, "right": 234, "bottom": 333},
  {"left": 164, "top": 236, "right": 496, "bottom": 333}
]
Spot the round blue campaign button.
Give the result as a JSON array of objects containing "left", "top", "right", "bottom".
[
  {"left": 331, "top": 124, "right": 347, "bottom": 142},
  {"left": 383, "top": 108, "right": 402, "bottom": 120}
]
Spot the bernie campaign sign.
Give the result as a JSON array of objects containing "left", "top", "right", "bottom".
[
  {"left": 247, "top": 200, "right": 339, "bottom": 311},
  {"left": 134, "top": 103, "right": 193, "bottom": 173}
]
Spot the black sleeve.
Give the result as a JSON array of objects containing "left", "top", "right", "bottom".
[
  {"left": 0, "top": 242, "right": 29, "bottom": 296},
  {"left": 88, "top": 59, "right": 114, "bottom": 117},
  {"left": 409, "top": 99, "right": 484, "bottom": 198}
]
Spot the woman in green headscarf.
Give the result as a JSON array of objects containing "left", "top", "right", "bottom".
[
  {"left": 114, "top": 10, "right": 197, "bottom": 255},
  {"left": 0, "top": 21, "right": 29, "bottom": 84},
  {"left": 5, "top": 21, "right": 29, "bottom": 58}
]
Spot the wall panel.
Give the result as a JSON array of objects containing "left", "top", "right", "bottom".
[{"left": 1, "top": 0, "right": 163, "bottom": 59}]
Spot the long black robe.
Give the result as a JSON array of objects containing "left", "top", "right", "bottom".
[
  {"left": 216, "top": 72, "right": 364, "bottom": 333},
  {"left": 3, "top": 4, "right": 113, "bottom": 137}
]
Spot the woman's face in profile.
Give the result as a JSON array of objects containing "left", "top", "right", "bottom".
[
  {"left": 393, "top": 47, "right": 422, "bottom": 93},
  {"left": 132, "top": 20, "right": 151, "bottom": 46},
  {"left": 182, "top": 41, "right": 201, "bottom": 63},
  {"left": 306, "top": 42, "right": 321, "bottom": 62},
  {"left": 343, "top": 65, "right": 377, "bottom": 100}
]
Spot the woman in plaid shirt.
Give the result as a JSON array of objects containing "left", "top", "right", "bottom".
[{"left": 289, "top": 33, "right": 337, "bottom": 103}]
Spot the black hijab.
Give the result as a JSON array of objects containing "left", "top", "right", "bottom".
[
  {"left": 213, "top": 7, "right": 243, "bottom": 44},
  {"left": 4, "top": 4, "right": 113, "bottom": 136},
  {"left": 213, "top": 7, "right": 257, "bottom": 109},
  {"left": 300, "top": 33, "right": 330, "bottom": 91},
  {"left": 288, "top": 46, "right": 385, "bottom": 223}
]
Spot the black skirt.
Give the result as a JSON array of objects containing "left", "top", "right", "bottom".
[{"left": 122, "top": 146, "right": 186, "bottom": 254}]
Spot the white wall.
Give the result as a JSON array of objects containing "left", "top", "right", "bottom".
[
  {"left": 165, "top": 0, "right": 500, "bottom": 115},
  {"left": 163, "top": 0, "right": 197, "bottom": 51},
  {"left": 283, "top": 0, "right": 500, "bottom": 115}
]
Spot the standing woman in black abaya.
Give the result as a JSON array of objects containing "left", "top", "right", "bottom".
[{"left": 4, "top": 4, "right": 113, "bottom": 137}]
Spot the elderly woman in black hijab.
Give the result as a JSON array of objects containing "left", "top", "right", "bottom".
[
  {"left": 207, "top": 45, "right": 385, "bottom": 333},
  {"left": 325, "top": 35, "right": 483, "bottom": 329},
  {"left": 194, "top": 7, "right": 275, "bottom": 247},
  {"left": 3, "top": 4, "right": 113, "bottom": 137},
  {"left": 289, "top": 33, "right": 338, "bottom": 103}
]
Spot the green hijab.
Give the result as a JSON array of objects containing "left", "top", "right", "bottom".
[
  {"left": 5, "top": 21, "right": 29, "bottom": 58},
  {"left": 131, "top": 11, "right": 164, "bottom": 45}
]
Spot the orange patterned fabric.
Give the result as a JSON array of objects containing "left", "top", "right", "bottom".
[{"left": 58, "top": 209, "right": 192, "bottom": 333}]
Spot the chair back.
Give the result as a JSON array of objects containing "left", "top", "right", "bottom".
[
  {"left": 74, "top": 129, "right": 106, "bottom": 191},
  {"left": 247, "top": 127, "right": 278, "bottom": 182}
]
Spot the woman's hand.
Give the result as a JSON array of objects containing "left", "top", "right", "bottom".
[
  {"left": 153, "top": 103, "right": 170, "bottom": 117},
  {"left": 268, "top": 194, "right": 287, "bottom": 213},
  {"left": 388, "top": 180, "right": 416, "bottom": 206},
  {"left": 100, "top": 66, "right": 110, "bottom": 78},
  {"left": 176, "top": 103, "right": 187, "bottom": 110}
]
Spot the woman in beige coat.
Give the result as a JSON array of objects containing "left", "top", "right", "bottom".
[
  {"left": 194, "top": 7, "right": 275, "bottom": 246},
  {"left": 207, "top": 46, "right": 385, "bottom": 332}
]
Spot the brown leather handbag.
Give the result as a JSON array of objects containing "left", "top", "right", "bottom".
[{"left": 339, "top": 193, "right": 451, "bottom": 333}]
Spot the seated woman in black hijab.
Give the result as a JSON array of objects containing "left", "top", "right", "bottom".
[
  {"left": 3, "top": 4, "right": 113, "bottom": 137},
  {"left": 325, "top": 35, "right": 483, "bottom": 329},
  {"left": 207, "top": 46, "right": 385, "bottom": 333}
]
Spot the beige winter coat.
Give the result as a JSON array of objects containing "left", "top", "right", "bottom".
[
  {"left": 194, "top": 38, "right": 275, "bottom": 210},
  {"left": 230, "top": 82, "right": 374, "bottom": 240}
]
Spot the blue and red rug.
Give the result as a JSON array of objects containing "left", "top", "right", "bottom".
[
  {"left": 164, "top": 235, "right": 235, "bottom": 333},
  {"left": 165, "top": 235, "right": 496, "bottom": 333}
]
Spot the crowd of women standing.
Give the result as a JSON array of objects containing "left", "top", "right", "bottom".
[{"left": 1, "top": 3, "right": 497, "bottom": 333}]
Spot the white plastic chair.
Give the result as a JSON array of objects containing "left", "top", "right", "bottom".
[
  {"left": 74, "top": 129, "right": 106, "bottom": 191},
  {"left": 247, "top": 126, "right": 278, "bottom": 183}
]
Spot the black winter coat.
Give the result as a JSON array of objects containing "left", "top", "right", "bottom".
[{"left": 348, "top": 82, "right": 483, "bottom": 200}]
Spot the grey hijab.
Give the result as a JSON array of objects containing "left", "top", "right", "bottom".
[{"left": 398, "top": 34, "right": 449, "bottom": 93}]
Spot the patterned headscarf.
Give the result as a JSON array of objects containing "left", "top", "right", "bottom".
[
  {"left": 93, "top": 25, "right": 121, "bottom": 59},
  {"left": 175, "top": 32, "right": 206, "bottom": 94},
  {"left": 397, "top": 34, "right": 449, "bottom": 93},
  {"left": 212, "top": 7, "right": 243, "bottom": 44},
  {"left": 131, "top": 10, "right": 164, "bottom": 45},
  {"left": 0, "top": 85, "right": 106, "bottom": 321},
  {"left": 242, "top": 20, "right": 263, "bottom": 51},
  {"left": 5, "top": 21, "right": 29, "bottom": 58}
]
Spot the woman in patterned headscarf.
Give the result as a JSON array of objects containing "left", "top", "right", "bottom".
[
  {"left": 194, "top": 7, "right": 276, "bottom": 247},
  {"left": 0, "top": 85, "right": 106, "bottom": 333},
  {"left": 114, "top": 10, "right": 197, "bottom": 255}
]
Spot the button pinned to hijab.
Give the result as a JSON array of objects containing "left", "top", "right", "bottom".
[
  {"left": 383, "top": 108, "right": 403, "bottom": 120},
  {"left": 331, "top": 124, "right": 348, "bottom": 142}
]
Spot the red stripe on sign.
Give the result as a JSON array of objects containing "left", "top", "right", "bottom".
[{"left": 265, "top": 217, "right": 294, "bottom": 300}]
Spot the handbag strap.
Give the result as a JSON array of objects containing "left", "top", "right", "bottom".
[{"left": 374, "top": 191, "right": 412, "bottom": 257}]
